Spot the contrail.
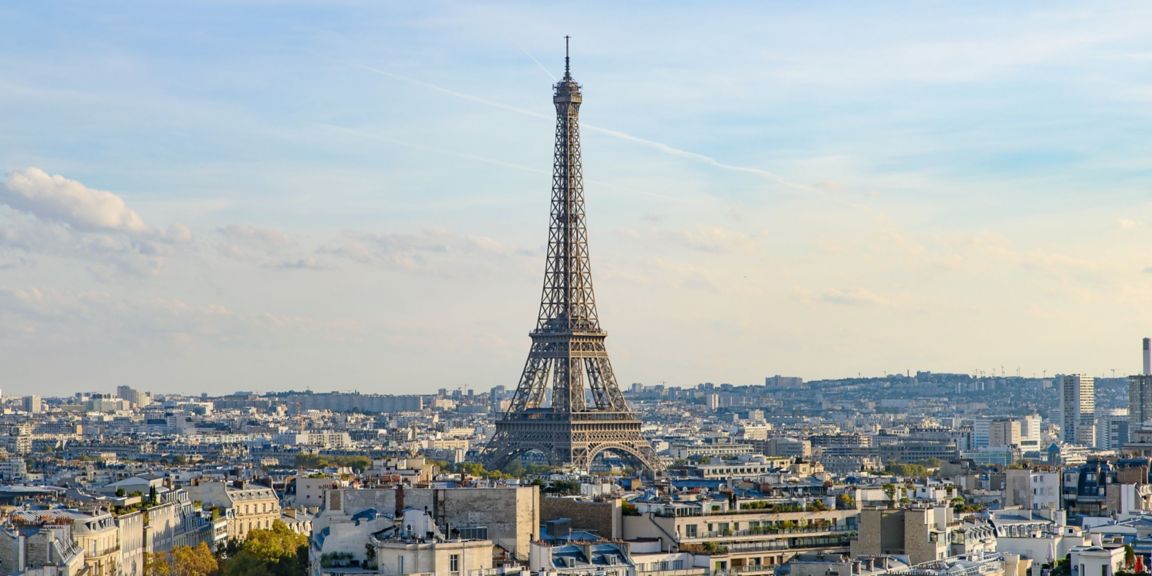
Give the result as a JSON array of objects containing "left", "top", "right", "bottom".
[
  {"left": 579, "top": 124, "right": 817, "bottom": 192},
  {"left": 354, "top": 64, "right": 817, "bottom": 192},
  {"left": 520, "top": 48, "right": 557, "bottom": 82},
  {"left": 319, "top": 123, "right": 550, "bottom": 176},
  {"left": 354, "top": 63, "right": 550, "bottom": 121},
  {"left": 320, "top": 122, "right": 680, "bottom": 201}
]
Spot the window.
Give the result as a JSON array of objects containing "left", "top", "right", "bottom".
[
  {"left": 685, "top": 524, "right": 698, "bottom": 538},
  {"left": 450, "top": 554, "right": 460, "bottom": 573}
]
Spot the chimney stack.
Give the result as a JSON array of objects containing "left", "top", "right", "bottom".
[{"left": 1144, "top": 337, "right": 1150, "bottom": 376}]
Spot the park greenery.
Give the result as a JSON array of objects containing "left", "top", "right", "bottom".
[{"left": 294, "top": 453, "right": 372, "bottom": 472}]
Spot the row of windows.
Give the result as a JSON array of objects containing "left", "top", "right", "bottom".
[{"left": 240, "top": 502, "right": 276, "bottom": 515}]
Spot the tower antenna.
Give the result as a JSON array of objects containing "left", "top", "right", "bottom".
[{"left": 564, "top": 35, "right": 571, "bottom": 78}]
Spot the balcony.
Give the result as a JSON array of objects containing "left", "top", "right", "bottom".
[
  {"left": 679, "top": 530, "right": 856, "bottom": 555},
  {"left": 654, "top": 506, "right": 849, "bottom": 518},
  {"left": 685, "top": 526, "right": 856, "bottom": 541}
]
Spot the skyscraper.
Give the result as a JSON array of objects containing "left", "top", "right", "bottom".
[
  {"left": 1130, "top": 337, "right": 1152, "bottom": 430},
  {"left": 1060, "top": 374, "right": 1095, "bottom": 446}
]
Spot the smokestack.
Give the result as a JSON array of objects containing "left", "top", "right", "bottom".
[{"left": 1144, "top": 337, "right": 1150, "bottom": 376}]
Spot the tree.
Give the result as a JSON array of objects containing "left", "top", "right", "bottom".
[
  {"left": 243, "top": 521, "right": 307, "bottom": 563},
  {"left": 836, "top": 494, "right": 856, "bottom": 510},
  {"left": 172, "top": 543, "right": 219, "bottom": 576},
  {"left": 544, "top": 480, "right": 581, "bottom": 495},
  {"left": 147, "top": 543, "right": 218, "bottom": 576},
  {"left": 145, "top": 552, "right": 171, "bottom": 576},
  {"left": 222, "top": 553, "right": 273, "bottom": 576},
  {"left": 222, "top": 521, "right": 307, "bottom": 576}
]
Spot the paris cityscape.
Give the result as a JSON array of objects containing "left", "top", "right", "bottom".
[{"left": 2, "top": 2, "right": 1152, "bottom": 576}]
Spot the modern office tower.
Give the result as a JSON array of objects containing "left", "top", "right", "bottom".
[
  {"left": 1019, "top": 414, "right": 1043, "bottom": 450},
  {"left": 988, "top": 418, "right": 1022, "bottom": 448},
  {"left": 21, "top": 395, "right": 41, "bottom": 415},
  {"left": 1060, "top": 374, "right": 1095, "bottom": 445},
  {"left": 1095, "top": 409, "right": 1130, "bottom": 450},
  {"left": 1130, "top": 337, "right": 1152, "bottom": 430},
  {"left": 972, "top": 419, "right": 991, "bottom": 449},
  {"left": 116, "top": 385, "right": 152, "bottom": 407},
  {"left": 482, "top": 42, "right": 660, "bottom": 473}
]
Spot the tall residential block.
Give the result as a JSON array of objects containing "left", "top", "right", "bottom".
[
  {"left": 1059, "top": 374, "right": 1095, "bottom": 446},
  {"left": 1130, "top": 337, "right": 1152, "bottom": 430}
]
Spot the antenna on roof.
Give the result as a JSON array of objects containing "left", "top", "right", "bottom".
[{"left": 564, "top": 35, "right": 571, "bottom": 79}]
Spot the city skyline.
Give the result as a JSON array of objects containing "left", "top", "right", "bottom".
[{"left": 2, "top": 1, "right": 1152, "bottom": 395}]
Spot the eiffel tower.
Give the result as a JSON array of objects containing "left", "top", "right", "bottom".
[{"left": 483, "top": 40, "right": 662, "bottom": 474}]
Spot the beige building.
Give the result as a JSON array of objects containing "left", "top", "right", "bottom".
[
  {"left": 624, "top": 502, "right": 856, "bottom": 572},
  {"left": 321, "top": 485, "right": 539, "bottom": 562},
  {"left": 850, "top": 506, "right": 996, "bottom": 565},
  {"left": 294, "top": 475, "right": 347, "bottom": 509},
  {"left": 118, "top": 510, "right": 146, "bottom": 576},
  {"left": 187, "top": 481, "right": 281, "bottom": 541},
  {"left": 1061, "top": 375, "right": 1095, "bottom": 446},
  {"left": 1004, "top": 469, "right": 1061, "bottom": 511},
  {"left": 66, "top": 511, "right": 119, "bottom": 576},
  {"left": 365, "top": 456, "right": 437, "bottom": 486},
  {"left": 309, "top": 499, "right": 498, "bottom": 576},
  {"left": 375, "top": 537, "right": 492, "bottom": 576},
  {"left": 851, "top": 507, "right": 950, "bottom": 564},
  {"left": 989, "top": 418, "right": 1023, "bottom": 448},
  {"left": 0, "top": 521, "right": 85, "bottom": 576}
]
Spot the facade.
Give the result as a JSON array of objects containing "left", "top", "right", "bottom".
[
  {"left": 1131, "top": 375, "right": 1152, "bottom": 431},
  {"left": 0, "top": 522, "right": 86, "bottom": 576},
  {"left": 375, "top": 537, "right": 493, "bottom": 576},
  {"left": 294, "top": 475, "right": 346, "bottom": 509},
  {"left": 21, "top": 396, "right": 41, "bottom": 415},
  {"left": 624, "top": 504, "right": 857, "bottom": 568},
  {"left": 275, "top": 431, "right": 353, "bottom": 450},
  {"left": 310, "top": 506, "right": 394, "bottom": 576},
  {"left": 321, "top": 485, "right": 540, "bottom": 562},
  {"left": 1070, "top": 544, "right": 1125, "bottom": 576},
  {"left": 1095, "top": 411, "right": 1130, "bottom": 451},
  {"left": 186, "top": 481, "right": 281, "bottom": 541},
  {"left": 1060, "top": 375, "right": 1095, "bottom": 446},
  {"left": 66, "top": 511, "right": 119, "bottom": 576},
  {"left": 848, "top": 507, "right": 994, "bottom": 566},
  {"left": 988, "top": 419, "right": 1022, "bottom": 448},
  {"left": 1003, "top": 469, "right": 1061, "bottom": 511},
  {"left": 1132, "top": 338, "right": 1152, "bottom": 431},
  {"left": 990, "top": 510, "right": 1086, "bottom": 567}
]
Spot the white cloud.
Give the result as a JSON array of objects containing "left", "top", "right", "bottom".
[
  {"left": 2, "top": 167, "right": 148, "bottom": 234},
  {"left": 0, "top": 286, "right": 360, "bottom": 347},
  {"left": 215, "top": 223, "right": 324, "bottom": 270},
  {"left": 0, "top": 168, "right": 191, "bottom": 274},
  {"left": 321, "top": 228, "right": 518, "bottom": 274}
]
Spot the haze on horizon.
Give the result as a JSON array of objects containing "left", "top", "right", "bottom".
[{"left": 1, "top": 1, "right": 1151, "bottom": 397}]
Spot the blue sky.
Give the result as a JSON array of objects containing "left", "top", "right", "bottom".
[{"left": 2, "top": 0, "right": 1151, "bottom": 395}]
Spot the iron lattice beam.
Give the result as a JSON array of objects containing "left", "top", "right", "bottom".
[{"left": 482, "top": 45, "right": 662, "bottom": 474}]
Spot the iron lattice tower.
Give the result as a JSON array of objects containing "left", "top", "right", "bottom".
[{"left": 483, "top": 41, "right": 662, "bottom": 474}]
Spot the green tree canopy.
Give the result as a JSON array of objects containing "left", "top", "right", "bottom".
[
  {"left": 223, "top": 521, "right": 307, "bottom": 576},
  {"left": 147, "top": 542, "right": 218, "bottom": 576}
]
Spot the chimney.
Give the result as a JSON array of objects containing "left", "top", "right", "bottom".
[{"left": 1143, "top": 337, "right": 1150, "bottom": 376}]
